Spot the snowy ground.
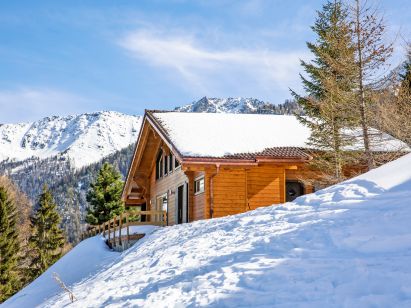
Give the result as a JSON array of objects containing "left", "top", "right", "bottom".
[{"left": 5, "top": 154, "right": 411, "bottom": 307}]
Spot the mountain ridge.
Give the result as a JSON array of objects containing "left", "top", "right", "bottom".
[
  {"left": 0, "top": 110, "right": 142, "bottom": 169},
  {"left": 175, "top": 96, "right": 302, "bottom": 114}
]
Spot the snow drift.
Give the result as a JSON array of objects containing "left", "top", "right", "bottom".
[{"left": 5, "top": 153, "right": 411, "bottom": 307}]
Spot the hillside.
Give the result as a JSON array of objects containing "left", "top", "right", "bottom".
[
  {"left": 0, "top": 111, "right": 140, "bottom": 242},
  {"left": 0, "top": 111, "right": 142, "bottom": 169},
  {"left": 6, "top": 153, "right": 411, "bottom": 307},
  {"left": 0, "top": 145, "right": 136, "bottom": 242}
]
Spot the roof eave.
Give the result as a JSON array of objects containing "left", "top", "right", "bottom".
[{"left": 182, "top": 156, "right": 311, "bottom": 165}]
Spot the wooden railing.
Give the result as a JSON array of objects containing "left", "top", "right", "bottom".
[{"left": 81, "top": 210, "right": 167, "bottom": 249}]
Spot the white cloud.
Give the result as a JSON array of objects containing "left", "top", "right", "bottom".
[
  {"left": 0, "top": 88, "right": 94, "bottom": 123},
  {"left": 119, "top": 29, "right": 309, "bottom": 100}
]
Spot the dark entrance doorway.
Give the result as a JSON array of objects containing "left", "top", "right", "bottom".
[
  {"left": 286, "top": 181, "right": 304, "bottom": 202},
  {"left": 176, "top": 183, "right": 189, "bottom": 224},
  {"left": 177, "top": 185, "right": 184, "bottom": 224}
]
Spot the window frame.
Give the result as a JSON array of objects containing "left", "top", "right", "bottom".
[
  {"left": 155, "top": 149, "right": 163, "bottom": 180},
  {"left": 168, "top": 154, "right": 174, "bottom": 174},
  {"left": 174, "top": 157, "right": 181, "bottom": 170},
  {"left": 194, "top": 176, "right": 205, "bottom": 195},
  {"left": 164, "top": 154, "right": 168, "bottom": 176}
]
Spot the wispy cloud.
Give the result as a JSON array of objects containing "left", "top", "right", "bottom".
[
  {"left": 0, "top": 88, "right": 94, "bottom": 123},
  {"left": 119, "top": 29, "right": 309, "bottom": 101}
]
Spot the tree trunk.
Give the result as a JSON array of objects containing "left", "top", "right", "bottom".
[{"left": 355, "top": 0, "right": 374, "bottom": 170}]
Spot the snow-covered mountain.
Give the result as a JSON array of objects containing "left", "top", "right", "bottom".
[
  {"left": 175, "top": 96, "right": 301, "bottom": 114},
  {"left": 7, "top": 153, "right": 411, "bottom": 307},
  {"left": 0, "top": 98, "right": 300, "bottom": 171},
  {"left": 0, "top": 111, "right": 142, "bottom": 169}
]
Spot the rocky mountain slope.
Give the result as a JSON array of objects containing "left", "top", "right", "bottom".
[
  {"left": 0, "top": 111, "right": 142, "bottom": 169},
  {"left": 175, "top": 96, "right": 302, "bottom": 115}
]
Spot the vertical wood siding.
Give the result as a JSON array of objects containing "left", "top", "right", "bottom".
[
  {"left": 192, "top": 171, "right": 205, "bottom": 221},
  {"left": 212, "top": 168, "right": 247, "bottom": 217},
  {"left": 149, "top": 166, "right": 187, "bottom": 226},
  {"left": 247, "top": 166, "right": 285, "bottom": 210},
  {"left": 212, "top": 165, "right": 285, "bottom": 218}
]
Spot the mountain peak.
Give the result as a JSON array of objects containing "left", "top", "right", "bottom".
[
  {"left": 0, "top": 111, "right": 142, "bottom": 169},
  {"left": 175, "top": 97, "right": 301, "bottom": 114}
]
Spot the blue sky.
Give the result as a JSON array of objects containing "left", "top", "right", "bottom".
[{"left": 0, "top": 0, "right": 410, "bottom": 123}]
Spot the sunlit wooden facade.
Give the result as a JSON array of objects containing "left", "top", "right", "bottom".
[{"left": 121, "top": 111, "right": 320, "bottom": 226}]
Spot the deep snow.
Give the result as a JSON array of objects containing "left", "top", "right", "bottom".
[{"left": 5, "top": 154, "right": 411, "bottom": 307}]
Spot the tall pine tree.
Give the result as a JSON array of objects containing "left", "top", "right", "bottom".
[
  {"left": 0, "top": 186, "right": 20, "bottom": 302},
  {"left": 291, "top": 0, "right": 357, "bottom": 183},
  {"left": 28, "top": 185, "right": 65, "bottom": 280},
  {"left": 86, "top": 162, "right": 124, "bottom": 225}
]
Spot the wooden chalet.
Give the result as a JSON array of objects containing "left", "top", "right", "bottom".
[{"left": 122, "top": 110, "right": 407, "bottom": 226}]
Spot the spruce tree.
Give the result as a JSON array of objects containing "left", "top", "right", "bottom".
[
  {"left": 86, "top": 162, "right": 124, "bottom": 225},
  {"left": 28, "top": 185, "right": 65, "bottom": 279},
  {"left": 0, "top": 186, "right": 20, "bottom": 302},
  {"left": 394, "top": 45, "right": 411, "bottom": 145},
  {"left": 291, "top": 0, "right": 356, "bottom": 182},
  {"left": 399, "top": 45, "right": 411, "bottom": 93}
]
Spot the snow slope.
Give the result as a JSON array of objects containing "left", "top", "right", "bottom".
[
  {"left": 154, "top": 112, "right": 409, "bottom": 157},
  {"left": 0, "top": 111, "right": 142, "bottom": 169},
  {"left": 5, "top": 153, "right": 411, "bottom": 307}
]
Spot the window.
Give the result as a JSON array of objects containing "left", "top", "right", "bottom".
[
  {"left": 175, "top": 157, "right": 181, "bottom": 169},
  {"left": 164, "top": 154, "right": 168, "bottom": 176},
  {"left": 156, "top": 149, "right": 163, "bottom": 180},
  {"left": 168, "top": 154, "right": 173, "bottom": 173},
  {"left": 194, "top": 177, "right": 205, "bottom": 194}
]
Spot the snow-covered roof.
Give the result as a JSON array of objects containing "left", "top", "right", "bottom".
[{"left": 150, "top": 111, "right": 409, "bottom": 158}]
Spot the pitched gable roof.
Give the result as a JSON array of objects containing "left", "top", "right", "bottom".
[{"left": 147, "top": 111, "right": 408, "bottom": 162}]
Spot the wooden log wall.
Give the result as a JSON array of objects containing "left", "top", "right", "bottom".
[{"left": 211, "top": 165, "right": 286, "bottom": 218}]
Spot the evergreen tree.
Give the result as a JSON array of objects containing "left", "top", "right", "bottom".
[
  {"left": 86, "top": 162, "right": 124, "bottom": 225},
  {"left": 0, "top": 186, "right": 20, "bottom": 302},
  {"left": 291, "top": 0, "right": 357, "bottom": 182},
  {"left": 28, "top": 185, "right": 65, "bottom": 279},
  {"left": 399, "top": 45, "right": 411, "bottom": 93},
  {"left": 393, "top": 44, "right": 411, "bottom": 145}
]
